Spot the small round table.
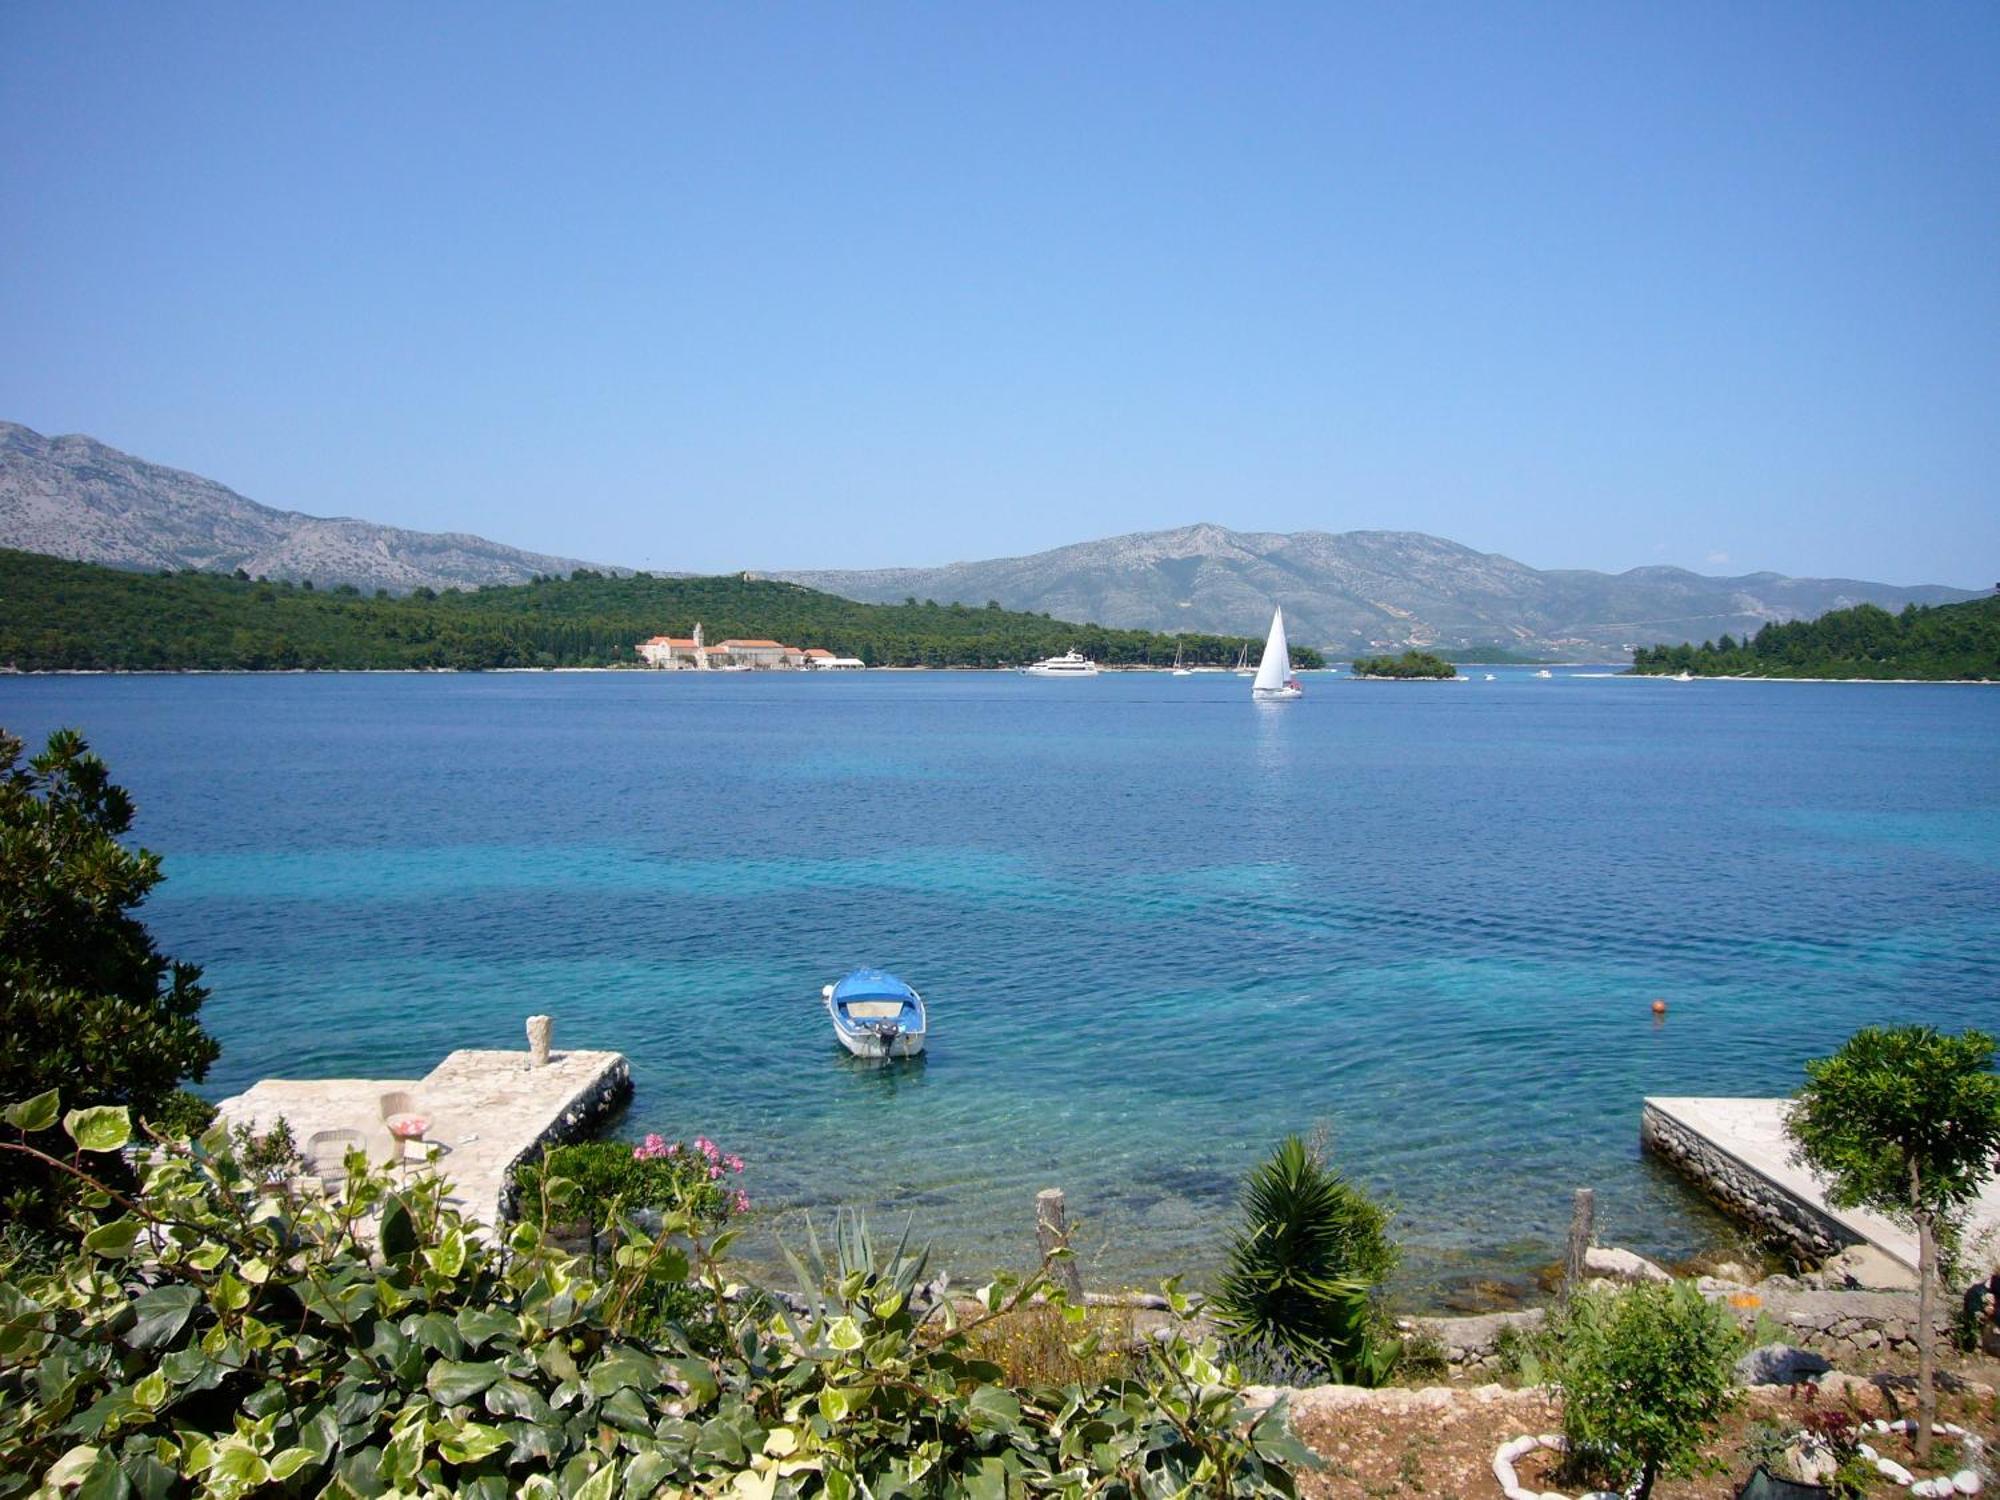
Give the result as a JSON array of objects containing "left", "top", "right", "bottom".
[{"left": 384, "top": 1113, "right": 430, "bottom": 1167}]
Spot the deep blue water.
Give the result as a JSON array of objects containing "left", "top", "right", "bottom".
[{"left": 3, "top": 670, "right": 1996, "bottom": 1303}]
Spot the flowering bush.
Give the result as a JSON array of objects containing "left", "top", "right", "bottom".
[{"left": 632, "top": 1132, "right": 750, "bottom": 1217}]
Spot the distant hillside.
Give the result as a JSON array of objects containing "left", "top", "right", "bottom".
[
  {"left": 0, "top": 421, "right": 610, "bottom": 594},
  {"left": 0, "top": 550, "right": 1291, "bottom": 672},
  {"left": 1630, "top": 595, "right": 2000, "bottom": 680},
  {"left": 770, "top": 523, "right": 1978, "bottom": 657}
]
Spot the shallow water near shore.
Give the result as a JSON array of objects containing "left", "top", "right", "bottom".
[{"left": 3, "top": 669, "right": 1996, "bottom": 1304}]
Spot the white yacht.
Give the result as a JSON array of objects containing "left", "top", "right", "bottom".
[
  {"left": 1534, "top": 668, "right": 1553, "bottom": 679},
  {"left": 1251, "top": 608, "right": 1303, "bottom": 701},
  {"left": 1171, "top": 643, "right": 1193, "bottom": 676},
  {"left": 1023, "top": 650, "right": 1100, "bottom": 677}
]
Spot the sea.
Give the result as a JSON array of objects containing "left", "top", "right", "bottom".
[{"left": 3, "top": 668, "right": 1995, "bottom": 1306}]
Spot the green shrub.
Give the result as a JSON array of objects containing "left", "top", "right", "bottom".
[
  {"left": 1552, "top": 1280, "right": 1742, "bottom": 1500},
  {"left": 0, "top": 728, "right": 219, "bottom": 1227},
  {"left": 146, "top": 1088, "right": 218, "bottom": 1138},
  {"left": 514, "top": 1132, "right": 747, "bottom": 1242},
  {"left": 1213, "top": 1134, "right": 1399, "bottom": 1385},
  {"left": 0, "top": 1093, "right": 1315, "bottom": 1499}
]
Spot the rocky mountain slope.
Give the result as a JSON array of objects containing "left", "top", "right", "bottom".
[
  {"left": 0, "top": 422, "right": 608, "bottom": 593},
  {"left": 771, "top": 523, "right": 1978, "bottom": 656}
]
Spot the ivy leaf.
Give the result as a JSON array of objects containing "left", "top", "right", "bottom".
[
  {"left": 968, "top": 1386, "right": 1021, "bottom": 1435},
  {"left": 4, "top": 1089, "right": 60, "bottom": 1133},
  {"left": 571, "top": 1460, "right": 621, "bottom": 1500},
  {"left": 208, "top": 1443, "right": 271, "bottom": 1489},
  {"left": 75, "top": 1449, "right": 133, "bottom": 1500},
  {"left": 483, "top": 1377, "right": 555, "bottom": 1426},
  {"left": 424, "top": 1229, "right": 467, "bottom": 1279},
  {"left": 824, "top": 1317, "right": 863, "bottom": 1352},
  {"left": 84, "top": 1218, "right": 142, "bottom": 1258},
  {"left": 64, "top": 1106, "right": 132, "bottom": 1154},
  {"left": 124, "top": 1285, "right": 200, "bottom": 1351},
  {"left": 426, "top": 1359, "right": 503, "bottom": 1406},
  {"left": 437, "top": 1420, "right": 510, "bottom": 1465},
  {"left": 454, "top": 1306, "right": 520, "bottom": 1351},
  {"left": 118, "top": 1450, "right": 178, "bottom": 1500},
  {"left": 584, "top": 1346, "right": 657, "bottom": 1397},
  {"left": 377, "top": 1198, "right": 418, "bottom": 1261},
  {"left": 664, "top": 1357, "right": 717, "bottom": 1410},
  {"left": 622, "top": 1451, "right": 675, "bottom": 1499},
  {"left": 598, "top": 1387, "right": 652, "bottom": 1434}
]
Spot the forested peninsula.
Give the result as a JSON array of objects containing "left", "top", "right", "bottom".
[
  {"left": 1629, "top": 595, "right": 1999, "bottom": 681},
  {"left": 0, "top": 550, "right": 1327, "bottom": 672}
]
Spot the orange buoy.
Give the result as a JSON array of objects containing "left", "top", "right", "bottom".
[{"left": 1651, "top": 999, "right": 1668, "bottom": 1017}]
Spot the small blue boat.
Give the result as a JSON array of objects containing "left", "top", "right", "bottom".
[{"left": 821, "top": 968, "right": 928, "bottom": 1059}]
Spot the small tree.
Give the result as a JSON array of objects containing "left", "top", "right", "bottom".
[
  {"left": 0, "top": 728, "right": 219, "bottom": 1225},
  {"left": 1555, "top": 1280, "right": 1741, "bottom": 1500},
  {"left": 1788, "top": 1025, "right": 2000, "bottom": 1459}
]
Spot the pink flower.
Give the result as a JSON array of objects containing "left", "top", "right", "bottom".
[
  {"left": 725, "top": 1154, "right": 745, "bottom": 1174},
  {"left": 666, "top": 1141, "right": 680, "bottom": 1156},
  {"left": 733, "top": 1190, "right": 751, "bottom": 1213},
  {"left": 708, "top": 1163, "right": 723, "bottom": 1180}
]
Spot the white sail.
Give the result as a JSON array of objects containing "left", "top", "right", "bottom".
[{"left": 1252, "top": 608, "right": 1291, "bottom": 693}]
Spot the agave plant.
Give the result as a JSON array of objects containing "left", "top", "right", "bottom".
[
  {"left": 779, "top": 1208, "right": 944, "bottom": 1324},
  {"left": 1213, "top": 1134, "right": 1399, "bottom": 1385}
]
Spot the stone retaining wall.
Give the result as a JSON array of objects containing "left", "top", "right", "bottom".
[
  {"left": 1640, "top": 1101, "right": 1860, "bottom": 1263},
  {"left": 494, "top": 1054, "right": 633, "bottom": 1220},
  {"left": 1751, "top": 1288, "right": 1949, "bottom": 1359},
  {"left": 1410, "top": 1287, "right": 1945, "bottom": 1371}
]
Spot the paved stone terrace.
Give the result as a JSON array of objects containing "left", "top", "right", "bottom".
[
  {"left": 216, "top": 1047, "right": 630, "bottom": 1232},
  {"left": 1644, "top": 1095, "right": 2000, "bottom": 1272}
]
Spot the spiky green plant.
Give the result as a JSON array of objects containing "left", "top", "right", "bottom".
[{"left": 1213, "top": 1134, "right": 1399, "bottom": 1385}]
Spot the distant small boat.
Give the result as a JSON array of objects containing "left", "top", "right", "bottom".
[
  {"left": 1251, "top": 607, "right": 1302, "bottom": 701},
  {"left": 1171, "top": 642, "right": 1193, "bottom": 676},
  {"left": 1673, "top": 670, "right": 1694, "bottom": 682},
  {"left": 1484, "top": 673, "right": 1496, "bottom": 681},
  {"left": 1023, "top": 650, "right": 1100, "bottom": 677},
  {"left": 1232, "top": 643, "right": 1254, "bottom": 677},
  {"left": 822, "top": 969, "right": 927, "bottom": 1059},
  {"left": 1534, "top": 669, "right": 1553, "bottom": 679}
]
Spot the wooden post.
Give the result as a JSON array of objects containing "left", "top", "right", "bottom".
[
  {"left": 1036, "top": 1188, "right": 1085, "bottom": 1303},
  {"left": 1560, "top": 1187, "right": 1596, "bottom": 1307}
]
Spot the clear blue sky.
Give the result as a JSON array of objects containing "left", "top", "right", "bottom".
[{"left": 3, "top": 4, "right": 1995, "bottom": 584}]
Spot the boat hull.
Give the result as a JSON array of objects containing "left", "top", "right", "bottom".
[
  {"left": 1252, "top": 686, "right": 1302, "bottom": 701},
  {"left": 830, "top": 1025, "right": 927, "bottom": 1059}
]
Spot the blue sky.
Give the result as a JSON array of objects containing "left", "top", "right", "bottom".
[{"left": 3, "top": 4, "right": 1995, "bottom": 584}]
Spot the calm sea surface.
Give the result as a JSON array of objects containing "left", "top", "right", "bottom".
[{"left": 3, "top": 670, "right": 1996, "bottom": 1303}]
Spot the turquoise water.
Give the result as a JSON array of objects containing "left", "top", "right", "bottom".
[{"left": 3, "top": 669, "right": 1996, "bottom": 1303}]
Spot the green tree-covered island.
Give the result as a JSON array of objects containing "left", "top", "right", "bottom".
[
  {"left": 1348, "top": 651, "right": 1458, "bottom": 680},
  {"left": 1629, "top": 595, "right": 1999, "bottom": 681},
  {"left": 0, "top": 550, "right": 1326, "bottom": 673}
]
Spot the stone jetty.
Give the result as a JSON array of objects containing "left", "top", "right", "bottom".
[
  {"left": 215, "top": 1041, "right": 630, "bottom": 1232},
  {"left": 1642, "top": 1095, "right": 2000, "bottom": 1271}
]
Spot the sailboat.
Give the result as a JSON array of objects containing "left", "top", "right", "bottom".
[
  {"left": 1232, "top": 643, "right": 1254, "bottom": 677},
  {"left": 1171, "top": 642, "right": 1193, "bottom": 676},
  {"left": 1251, "top": 608, "right": 1303, "bottom": 701}
]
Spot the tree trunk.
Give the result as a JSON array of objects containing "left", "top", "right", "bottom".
[
  {"left": 1916, "top": 1209, "right": 1937, "bottom": 1463},
  {"left": 1635, "top": 1457, "right": 1659, "bottom": 1500}
]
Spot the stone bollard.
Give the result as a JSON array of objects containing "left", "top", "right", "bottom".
[
  {"left": 527, "top": 1015, "right": 553, "bottom": 1067},
  {"left": 1036, "top": 1188, "right": 1086, "bottom": 1304}
]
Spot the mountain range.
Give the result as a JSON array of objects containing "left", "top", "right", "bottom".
[
  {"left": 770, "top": 524, "right": 1980, "bottom": 656},
  {"left": 0, "top": 422, "right": 608, "bottom": 593},
  {"left": 2, "top": 421, "right": 1978, "bottom": 655}
]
